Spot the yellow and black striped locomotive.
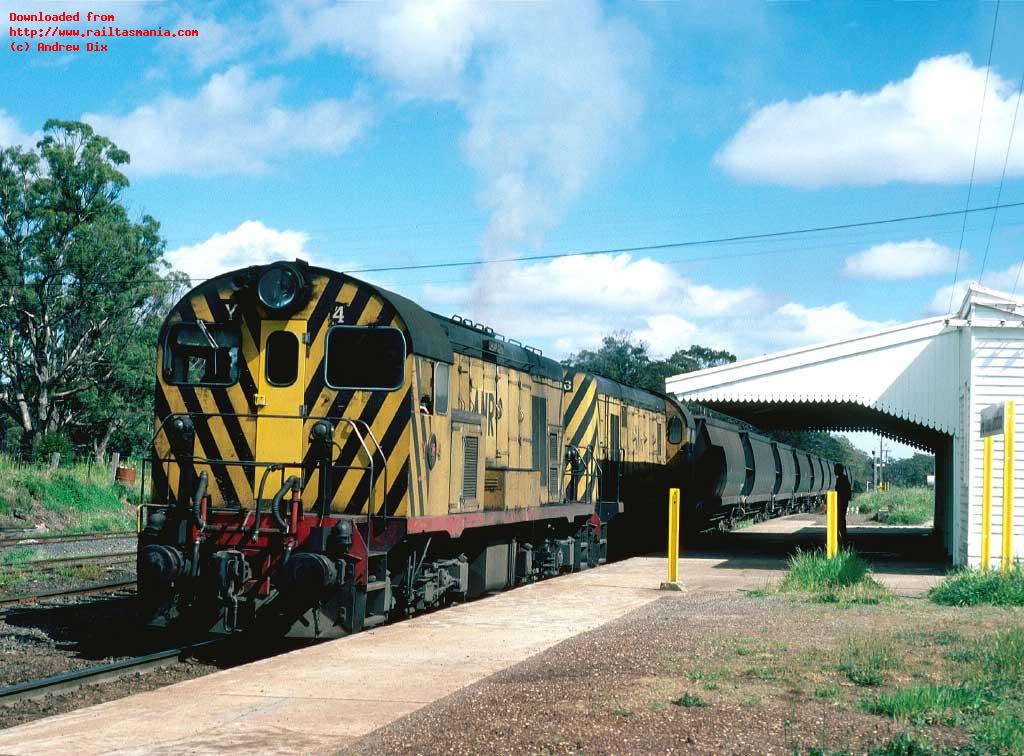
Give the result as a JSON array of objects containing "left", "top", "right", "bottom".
[
  {"left": 139, "top": 260, "right": 686, "bottom": 637},
  {"left": 138, "top": 259, "right": 831, "bottom": 638}
]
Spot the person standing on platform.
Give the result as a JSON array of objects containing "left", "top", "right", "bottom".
[{"left": 834, "top": 463, "right": 852, "bottom": 547}]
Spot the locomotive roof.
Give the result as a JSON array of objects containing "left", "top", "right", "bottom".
[
  {"left": 591, "top": 375, "right": 666, "bottom": 413},
  {"left": 435, "top": 314, "right": 565, "bottom": 381}
]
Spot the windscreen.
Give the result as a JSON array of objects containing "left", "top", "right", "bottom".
[
  {"left": 324, "top": 326, "right": 406, "bottom": 390},
  {"left": 164, "top": 322, "right": 240, "bottom": 386}
]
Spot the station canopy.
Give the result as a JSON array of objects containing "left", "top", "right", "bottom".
[{"left": 664, "top": 294, "right": 984, "bottom": 452}]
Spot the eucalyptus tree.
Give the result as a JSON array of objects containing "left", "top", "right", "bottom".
[{"left": 0, "top": 120, "right": 171, "bottom": 454}]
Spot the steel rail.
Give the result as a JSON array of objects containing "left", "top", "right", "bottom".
[
  {"left": 0, "top": 531, "right": 136, "bottom": 548},
  {"left": 13, "top": 551, "right": 136, "bottom": 572},
  {"left": 0, "top": 639, "right": 222, "bottom": 705},
  {"left": 0, "top": 579, "right": 136, "bottom": 609}
]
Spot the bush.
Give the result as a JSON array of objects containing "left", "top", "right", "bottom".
[
  {"left": 781, "top": 548, "right": 871, "bottom": 592},
  {"left": 928, "top": 566, "right": 1024, "bottom": 607},
  {"left": 33, "top": 432, "right": 72, "bottom": 460}
]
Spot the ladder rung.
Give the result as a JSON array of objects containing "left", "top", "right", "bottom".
[{"left": 366, "top": 580, "right": 388, "bottom": 591}]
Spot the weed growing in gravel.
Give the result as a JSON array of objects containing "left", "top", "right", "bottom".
[
  {"left": 861, "top": 684, "right": 982, "bottom": 725},
  {"left": 610, "top": 709, "right": 633, "bottom": 718},
  {"left": 814, "top": 685, "right": 840, "bottom": 700},
  {"left": 840, "top": 638, "right": 897, "bottom": 687},
  {"left": 672, "top": 693, "right": 705, "bottom": 708},
  {"left": 868, "top": 732, "right": 934, "bottom": 755},
  {"left": 744, "top": 666, "right": 777, "bottom": 680},
  {"left": 928, "top": 565, "right": 1024, "bottom": 607},
  {"left": 1, "top": 547, "right": 36, "bottom": 565}
]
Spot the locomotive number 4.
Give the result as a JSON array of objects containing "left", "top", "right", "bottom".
[{"left": 332, "top": 304, "right": 345, "bottom": 324}]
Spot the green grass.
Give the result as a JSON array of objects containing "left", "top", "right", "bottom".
[
  {"left": 775, "top": 548, "right": 891, "bottom": 605},
  {"left": 0, "top": 455, "right": 134, "bottom": 533},
  {"left": 854, "top": 488, "right": 933, "bottom": 525},
  {"left": 928, "top": 565, "right": 1024, "bottom": 607},
  {"left": 861, "top": 684, "right": 983, "bottom": 725},
  {"left": 781, "top": 548, "right": 870, "bottom": 591},
  {"left": 672, "top": 692, "right": 705, "bottom": 707},
  {"left": 862, "top": 627, "right": 1024, "bottom": 753},
  {"left": 868, "top": 733, "right": 934, "bottom": 755},
  {"left": 840, "top": 638, "right": 898, "bottom": 687}
]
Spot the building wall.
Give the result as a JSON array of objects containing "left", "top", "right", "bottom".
[{"left": 965, "top": 322, "right": 1024, "bottom": 568}]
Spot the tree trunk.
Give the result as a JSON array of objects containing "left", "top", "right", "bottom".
[{"left": 92, "top": 422, "right": 116, "bottom": 466}]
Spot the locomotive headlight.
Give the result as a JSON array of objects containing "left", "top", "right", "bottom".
[{"left": 257, "top": 263, "right": 307, "bottom": 313}]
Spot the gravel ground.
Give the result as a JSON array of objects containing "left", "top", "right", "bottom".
[{"left": 346, "top": 593, "right": 986, "bottom": 755}]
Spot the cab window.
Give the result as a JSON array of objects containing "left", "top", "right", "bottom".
[
  {"left": 667, "top": 415, "right": 684, "bottom": 445},
  {"left": 325, "top": 326, "right": 406, "bottom": 390},
  {"left": 265, "top": 331, "right": 299, "bottom": 386},
  {"left": 434, "top": 363, "right": 450, "bottom": 415},
  {"left": 164, "top": 322, "right": 240, "bottom": 386}
]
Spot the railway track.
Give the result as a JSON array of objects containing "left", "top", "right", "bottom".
[
  {"left": 0, "top": 531, "right": 135, "bottom": 548},
  {"left": 0, "top": 579, "right": 136, "bottom": 610},
  {"left": 0, "top": 639, "right": 222, "bottom": 705},
  {"left": 10, "top": 551, "right": 136, "bottom": 573}
]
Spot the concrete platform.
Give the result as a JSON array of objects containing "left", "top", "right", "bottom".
[{"left": 0, "top": 540, "right": 945, "bottom": 755}]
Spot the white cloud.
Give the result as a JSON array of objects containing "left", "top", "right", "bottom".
[
  {"left": 0, "top": 110, "right": 39, "bottom": 149},
  {"left": 278, "top": 0, "right": 489, "bottom": 100},
  {"left": 717, "top": 54, "right": 1024, "bottom": 187},
  {"left": 82, "top": 66, "right": 371, "bottom": 176},
  {"left": 842, "top": 239, "right": 958, "bottom": 280},
  {"left": 276, "top": 0, "right": 643, "bottom": 260},
  {"left": 929, "top": 261, "right": 1024, "bottom": 314},
  {"left": 165, "top": 220, "right": 313, "bottom": 280},
  {"left": 418, "top": 253, "right": 888, "bottom": 359}
]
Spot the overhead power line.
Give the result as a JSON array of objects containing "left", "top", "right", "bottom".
[
  {"left": 948, "top": 0, "right": 1001, "bottom": 311},
  {"left": 2, "top": 199, "right": 1024, "bottom": 290},
  {"left": 345, "top": 200, "right": 1024, "bottom": 274},
  {"left": 982, "top": 72, "right": 1024, "bottom": 282}
]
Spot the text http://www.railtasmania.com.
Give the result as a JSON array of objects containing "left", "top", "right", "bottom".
[{"left": 9, "top": 10, "right": 200, "bottom": 54}]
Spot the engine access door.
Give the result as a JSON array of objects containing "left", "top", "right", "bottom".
[{"left": 255, "top": 320, "right": 307, "bottom": 476}]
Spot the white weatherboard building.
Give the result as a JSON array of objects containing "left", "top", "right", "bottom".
[{"left": 665, "top": 285, "right": 1024, "bottom": 567}]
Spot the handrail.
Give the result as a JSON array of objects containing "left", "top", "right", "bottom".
[
  {"left": 148, "top": 410, "right": 389, "bottom": 523},
  {"left": 351, "top": 419, "right": 389, "bottom": 517}
]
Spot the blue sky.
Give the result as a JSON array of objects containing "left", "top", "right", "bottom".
[{"left": 4, "top": 0, "right": 1024, "bottom": 457}]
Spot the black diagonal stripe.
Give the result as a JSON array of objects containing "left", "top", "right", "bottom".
[
  {"left": 155, "top": 383, "right": 193, "bottom": 506},
  {"left": 385, "top": 459, "right": 410, "bottom": 517},
  {"left": 153, "top": 384, "right": 176, "bottom": 505},
  {"left": 335, "top": 386, "right": 410, "bottom": 514},
  {"left": 203, "top": 289, "right": 259, "bottom": 408},
  {"left": 408, "top": 394, "right": 426, "bottom": 517},
  {"left": 563, "top": 375, "right": 593, "bottom": 426},
  {"left": 178, "top": 385, "right": 241, "bottom": 507},
  {"left": 368, "top": 389, "right": 412, "bottom": 515},
  {"left": 570, "top": 395, "right": 598, "bottom": 448},
  {"left": 304, "top": 286, "right": 373, "bottom": 412},
  {"left": 335, "top": 392, "right": 391, "bottom": 513},
  {"left": 210, "top": 387, "right": 255, "bottom": 487},
  {"left": 307, "top": 275, "right": 346, "bottom": 345}
]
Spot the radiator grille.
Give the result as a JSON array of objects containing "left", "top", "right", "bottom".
[{"left": 462, "top": 435, "right": 479, "bottom": 499}]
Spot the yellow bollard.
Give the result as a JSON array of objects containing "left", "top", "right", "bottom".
[
  {"left": 661, "top": 487, "right": 684, "bottom": 591},
  {"left": 1003, "top": 401, "right": 1016, "bottom": 574},
  {"left": 982, "top": 435, "right": 993, "bottom": 571},
  {"left": 826, "top": 490, "right": 838, "bottom": 559}
]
